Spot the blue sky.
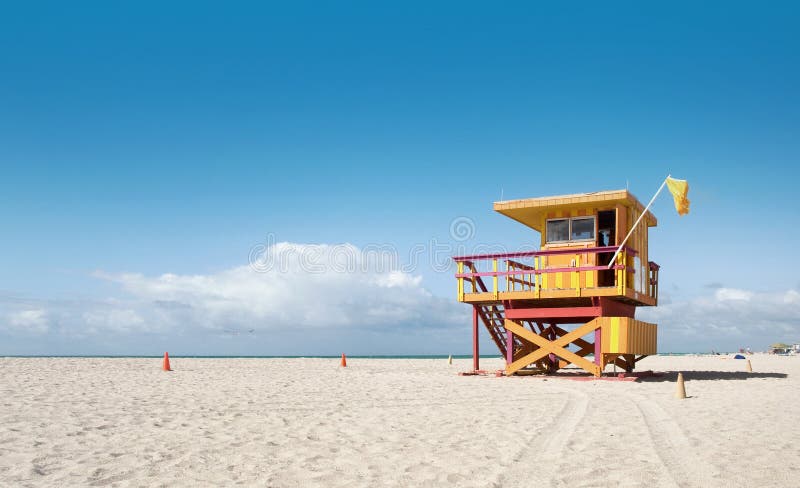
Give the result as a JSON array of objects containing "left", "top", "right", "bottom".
[{"left": 2, "top": 2, "right": 799, "bottom": 355}]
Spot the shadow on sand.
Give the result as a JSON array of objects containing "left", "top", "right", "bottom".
[
  {"left": 638, "top": 370, "right": 787, "bottom": 382},
  {"left": 535, "top": 368, "right": 789, "bottom": 382}
]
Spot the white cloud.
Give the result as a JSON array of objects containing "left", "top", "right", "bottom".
[
  {"left": 89, "top": 242, "right": 466, "bottom": 333},
  {"left": 714, "top": 288, "right": 753, "bottom": 301},
  {"left": 6, "top": 309, "right": 49, "bottom": 334},
  {"left": 82, "top": 309, "right": 146, "bottom": 333},
  {"left": 639, "top": 287, "right": 800, "bottom": 349},
  {"left": 783, "top": 289, "right": 800, "bottom": 304}
]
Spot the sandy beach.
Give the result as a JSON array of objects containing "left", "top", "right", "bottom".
[{"left": 1, "top": 355, "right": 798, "bottom": 487}]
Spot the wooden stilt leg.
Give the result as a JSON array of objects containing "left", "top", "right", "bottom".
[
  {"left": 594, "top": 328, "right": 602, "bottom": 368},
  {"left": 625, "top": 354, "right": 634, "bottom": 373},
  {"left": 506, "top": 328, "right": 514, "bottom": 365},
  {"left": 547, "top": 324, "right": 557, "bottom": 373},
  {"left": 473, "top": 305, "right": 479, "bottom": 371}
]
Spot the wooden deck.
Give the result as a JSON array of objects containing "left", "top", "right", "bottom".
[{"left": 460, "top": 286, "right": 657, "bottom": 307}]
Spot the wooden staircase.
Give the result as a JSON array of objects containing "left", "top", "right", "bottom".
[{"left": 464, "top": 261, "right": 525, "bottom": 363}]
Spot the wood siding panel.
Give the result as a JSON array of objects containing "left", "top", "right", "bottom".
[{"left": 599, "top": 318, "right": 657, "bottom": 355}]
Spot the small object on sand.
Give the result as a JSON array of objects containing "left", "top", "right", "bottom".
[
  {"left": 162, "top": 352, "right": 172, "bottom": 372},
  {"left": 746, "top": 359, "right": 753, "bottom": 373},
  {"left": 340, "top": 354, "right": 347, "bottom": 367},
  {"left": 675, "top": 372, "right": 686, "bottom": 399},
  {"left": 448, "top": 355, "right": 453, "bottom": 365}
]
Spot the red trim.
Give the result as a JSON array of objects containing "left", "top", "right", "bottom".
[
  {"left": 506, "top": 329, "right": 513, "bottom": 365},
  {"left": 596, "top": 297, "right": 636, "bottom": 317},
  {"left": 505, "top": 306, "right": 602, "bottom": 319},
  {"left": 503, "top": 298, "right": 635, "bottom": 321},
  {"left": 472, "top": 306, "right": 479, "bottom": 371}
]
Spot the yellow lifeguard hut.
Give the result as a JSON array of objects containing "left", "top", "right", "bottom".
[{"left": 454, "top": 189, "right": 660, "bottom": 376}]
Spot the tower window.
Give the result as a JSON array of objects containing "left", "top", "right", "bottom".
[
  {"left": 571, "top": 217, "right": 595, "bottom": 240},
  {"left": 546, "top": 216, "right": 596, "bottom": 243},
  {"left": 546, "top": 219, "right": 570, "bottom": 242}
]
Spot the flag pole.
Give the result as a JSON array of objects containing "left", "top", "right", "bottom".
[{"left": 607, "top": 175, "right": 670, "bottom": 268}]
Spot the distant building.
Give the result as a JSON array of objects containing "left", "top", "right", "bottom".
[{"left": 770, "top": 343, "right": 799, "bottom": 354}]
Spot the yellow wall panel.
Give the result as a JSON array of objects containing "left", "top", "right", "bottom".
[{"left": 600, "top": 317, "right": 657, "bottom": 355}]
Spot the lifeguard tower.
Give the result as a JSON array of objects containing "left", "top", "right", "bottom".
[{"left": 454, "top": 190, "right": 659, "bottom": 376}]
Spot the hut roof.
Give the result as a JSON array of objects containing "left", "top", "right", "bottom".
[{"left": 493, "top": 189, "right": 658, "bottom": 232}]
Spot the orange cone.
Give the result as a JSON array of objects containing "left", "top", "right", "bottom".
[
  {"left": 340, "top": 353, "right": 347, "bottom": 367},
  {"left": 162, "top": 352, "right": 172, "bottom": 371}
]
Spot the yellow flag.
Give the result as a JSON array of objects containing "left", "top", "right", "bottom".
[{"left": 665, "top": 177, "right": 690, "bottom": 215}]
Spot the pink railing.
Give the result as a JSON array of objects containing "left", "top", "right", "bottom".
[{"left": 454, "top": 246, "right": 658, "bottom": 300}]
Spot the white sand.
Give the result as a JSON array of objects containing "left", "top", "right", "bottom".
[{"left": 1, "top": 355, "right": 799, "bottom": 487}]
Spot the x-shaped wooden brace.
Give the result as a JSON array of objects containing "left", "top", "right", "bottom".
[
  {"left": 504, "top": 318, "right": 602, "bottom": 376},
  {"left": 557, "top": 325, "right": 596, "bottom": 364}
]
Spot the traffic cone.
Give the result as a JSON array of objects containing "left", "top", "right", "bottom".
[
  {"left": 340, "top": 354, "right": 347, "bottom": 367},
  {"left": 448, "top": 355, "right": 452, "bottom": 365},
  {"left": 162, "top": 352, "right": 172, "bottom": 371},
  {"left": 746, "top": 359, "right": 753, "bottom": 372},
  {"left": 675, "top": 372, "right": 686, "bottom": 399}
]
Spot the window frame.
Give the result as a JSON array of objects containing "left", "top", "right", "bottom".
[
  {"left": 569, "top": 216, "right": 596, "bottom": 242},
  {"left": 545, "top": 218, "right": 571, "bottom": 244},
  {"left": 545, "top": 216, "right": 597, "bottom": 244}
]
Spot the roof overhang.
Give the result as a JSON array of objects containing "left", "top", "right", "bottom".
[{"left": 493, "top": 189, "right": 658, "bottom": 232}]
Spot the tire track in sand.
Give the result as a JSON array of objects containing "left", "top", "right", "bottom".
[
  {"left": 494, "top": 385, "right": 589, "bottom": 487},
  {"left": 624, "top": 391, "right": 722, "bottom": 488}
]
